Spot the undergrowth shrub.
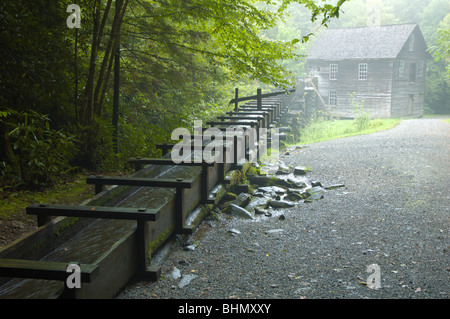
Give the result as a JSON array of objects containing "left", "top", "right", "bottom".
[{"left": 1, "top": 110, "right": 76, "bottom": 190}]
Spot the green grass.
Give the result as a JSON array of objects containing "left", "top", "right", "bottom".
[
  {"left": 298, "top": 118, "right": 402, "bottom": 145},
  {"left": 442, "top": 118, "right": 450, "bottom": 124},
  {"left": 423, "top": 113, "right": 450, "bottom": 118},
  {"left": 0, "top": 174, "right": 93, "bottom": 220}
]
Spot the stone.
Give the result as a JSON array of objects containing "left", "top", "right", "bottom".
[
  {"left": 167, "top": 267, "right": 181, "bottom": 280},
  {"left": 304, "top": 186, "right": 325, "bottom": 202},
  {"left": 257, "top": 186, "right": 286, "bottom": 194},
  {"left": 284, "top": 193, "right": 303, "bottom": 202},
  {"left": 178, "top": 274, "right": 198, "bottom": 288},
  {"left": 245, "top": 197, "right": 270, "bottom": 212},
  {"left": 310, "top": 180, "right": 323, "bottom": 187},
  {"left": 325, "top": 184, "right": 345, "bottom": 190},
  {"left": 287, "top": 178, "right": 308, "bottom": 189},
  {"left": 247, "top": 175, "right": 299, "bottom": 189},
  {"left": 234, "top": 184, "right": 250, "bottom": 194},
  {"left": 275, "top": 170, "right": 290, "bottom": 175},
  {"left": 254, "top": 207, "right": 269, "bottom": 215},
  {"left": 220, "top": 192, "right": 238, "bottom": 203},
  {"left": 269, "top": 200, "right": 295, "bottom": 208},
  {"left": 183, "top": 244, "right": 197, "bottom": 251},
  {"left": 225, "top": 204, "right": 255, "bottom": 220},
  {"left": 294, "top": 166, "right": 308, "bottom": 175},
  {"left": 252, "top": 192, "right": 265, "bottom": 197},
  {"left": 287, "top": 189, "right": 310, "bottom": 198},
  {"left": 234, "top": 192, "right": 251, "bottom": 207}
]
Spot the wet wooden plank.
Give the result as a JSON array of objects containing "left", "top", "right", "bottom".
[
  {"left": 229, "top": 89, "right": 295, "bottom": 103},
  {"left": 128, "top": 158, "right": 215, "bottom": 167},
  {"left": 26, "top": 204, "right": 160, "bottom": 222},
  {"left": 0, "top": 259, "right": 99, "bottom": 283},
  {"left": 86, "top": 176, "right": 193, "bottom": 189}
]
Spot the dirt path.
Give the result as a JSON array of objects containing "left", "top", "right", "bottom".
[{"left": 119, "top": 118, "right": 449, "bottom": 299}]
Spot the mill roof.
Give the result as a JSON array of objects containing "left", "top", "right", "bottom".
[{"left": 307, "top": 24, "right": 423, "bottom": 60}]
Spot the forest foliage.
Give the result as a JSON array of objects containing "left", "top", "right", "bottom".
[
  {"left": 0, "top": 0, "right": 346, "bottom": 190},
  {"left": 0, "top": 0, "right": 448, "bottom": 192}
]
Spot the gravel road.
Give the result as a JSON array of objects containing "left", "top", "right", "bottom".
[{"left": 118, "top": 118, "right": 449, "bottom": 300}]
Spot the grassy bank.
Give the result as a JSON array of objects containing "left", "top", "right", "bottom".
[
  {"left": 0, "top": 174, "right": 93, "bottom": 220},
  {"left": 0, "top": 173, "right": 96, "bottom": 247},
  {"left": 298, "top": 118, "right": 402, "bottom": 145}
]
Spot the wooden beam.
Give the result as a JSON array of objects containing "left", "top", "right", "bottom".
[
  {"left": 226, "top": 111, "right": 269, "bottom": 115},
  {"left": 86, "top": 176, "right": 193, "bottom": 194},
  {"left": 216, "top": 116, "right": 264, "bottom": 121},
  {"left": 229, "top": 88, "right": 295, "bottom": 104},
  {"left": 0, "top": 259, "right": 98, "bottom": 283},
  {"left": 206, "top": 121, "right": 259, "bottom": 127},
  {"left": 26, "top": 204, "right": 159, "bottom": 223},
  {"left": 128, "top": 158, "right": 215, "bottom": 168}
]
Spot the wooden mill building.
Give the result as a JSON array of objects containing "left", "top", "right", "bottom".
[{"left": 306, "top": 24, "right": 432, "bottom": 118}]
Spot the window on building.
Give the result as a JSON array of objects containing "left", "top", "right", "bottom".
[
  {"left": 409, "top": 63, "right": 416, "bottom": 83},
  {"left": 329, "top": 90, "right": 337, "bottom": 106},
  {"left": 358, "top": 63, "right": 368, "bottom": 80},
  {"left": 329, "top": 64, "right": 338, "bottom": 80},
  {"left": 417, "top": 60, "right": 424, "bottom": 77},
  {"left": 398, "top": 60, "right": 405, "bottom": 77},
  {"left": 409, "top": 34, "right": 415, "bottom": 51}
]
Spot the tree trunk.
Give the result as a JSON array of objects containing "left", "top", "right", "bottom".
[
  {"left": 93, "top": 0, "right": 129, "bottom": 117},
  {"left": 79, "top": 0, "right": 102, "bottom": 126},
  {"left": 112, "top": 0, "right": 121, "bottom": 154}
]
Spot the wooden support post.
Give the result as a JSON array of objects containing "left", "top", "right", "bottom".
[
  {"left": 257, "top": 88, "right": 262, "bottom": 111},
  {"left": 218, "top": 162, "right": 225, "bottom": 183},
  {"left": 136, "top": 220, "right": 147, "bottom": 280},
  {"left": 175, "top": 180, "right": 184, "bottom": 234},
  {"left": 201, "top": 161, "right": 208, "bottom": 204},
  {"left": 133, "top": 157, "right": 142, "bottom": 172},
  {"left": 233, "top": 134, "right": 238, "bottom": 168},
  {"left": 33, "top": 203, "right": 52, "bottom": 227},
  {"left": 94, "top": 176, "right": 104, "bottom": 194},
  {"left": 156, "top": 143, "right": 171, "bottom": 157},
  {"left": 235, "top": 88, "right": 239, "bottom": 112}
]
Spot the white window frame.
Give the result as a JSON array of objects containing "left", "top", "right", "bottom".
[
  {"left": 417, "top": 60, "right": 424, "bottom": 77},
  {"left": 358, "top": 63, "right": 368, "bottom": 80},
  {"left": 329, "top": 90, "right": 337, "bottom": 106},
  {"left": 329, "top": 64, "right": 338, "bottom": 80},
  {"left": 398, "top": 60, "right": 405, "bottom": 78}
]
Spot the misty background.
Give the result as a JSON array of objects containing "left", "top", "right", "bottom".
[{"left": 265, "top": 0, "right": 450, "bottom": 115}]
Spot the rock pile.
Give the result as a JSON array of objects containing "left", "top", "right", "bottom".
[{"left": 215, "top": 161, "right": 345, "bottom": 220}]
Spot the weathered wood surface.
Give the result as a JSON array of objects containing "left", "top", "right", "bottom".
[
  {"left": 86, "top": 176, "right": 193, "bottom": 189},
  {"left": 0, "top": 259, "right": 99, "bottom": 283},
  {"left": 27, "top": 204, "right": 160, "bottom": 222}
]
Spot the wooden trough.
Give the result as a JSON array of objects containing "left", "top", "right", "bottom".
[{"left": 0, "top": 88, "right": 295, "bottom": 299}]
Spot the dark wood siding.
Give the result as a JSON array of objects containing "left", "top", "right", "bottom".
[
  {"left": 306, "top": 26, "right": 429, "bottom": 119},
  {"left": 307, "top": 59, "right": 394, "bottom": 118},
  {"left": 391, "top": 29, "right": 428, "bottom": 118}
]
